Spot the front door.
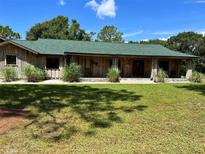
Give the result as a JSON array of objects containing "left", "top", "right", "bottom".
[{"left": 133, "top": 60, "right": 144, "bottom": 77}]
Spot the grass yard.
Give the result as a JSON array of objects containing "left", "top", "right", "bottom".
[{"left": 0, "top": 84, "right": 205, "bottom": 153}]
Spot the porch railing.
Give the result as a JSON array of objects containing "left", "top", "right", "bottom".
[{"left": 46, "top": 69, "right": 61, "bottom": 79}]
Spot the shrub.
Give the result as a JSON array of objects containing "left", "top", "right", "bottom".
[
  {"left": 189, "top": 71, "right": 204, "bottom": 83},
  {"left": 154, "top": 69, "right": 168, "bottom": 83},
  {"left": 107, "top": 67, "right": 121, "bottom": 82},
  {"left": 0, "top": 66, "right": 17, "bottom": 82},
  {"left": 23, "top": 64, "right": 47, "bottom": 82},
  {"left": 62, "top": 63, "right": 81, "bottom": 82}
]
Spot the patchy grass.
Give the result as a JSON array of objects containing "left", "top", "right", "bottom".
[{"left": 0, "top": 84, "right": 205, "bottom": 153}]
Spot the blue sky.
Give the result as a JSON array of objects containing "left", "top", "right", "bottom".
[{"left": 0, "top": 0, "right": 205, "bottom": 41}]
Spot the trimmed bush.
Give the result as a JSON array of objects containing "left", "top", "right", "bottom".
[
  {"left": 154, "top": 69, "right": 168, "bottom": 83},
  {"left": 107, "top": 67, "right": 121, "bottom": 82},
  {"left": 62, "top": 63, "right": 81, "bottom": 82},
  {"left": 23, "top": 64, "right": 47, "bottom": 82},
  {"left": 189, "top": 71, "right": 204, "bottom": 83},
  {"left": 0, "top": 66, "right": 17, "bottom": 82}
]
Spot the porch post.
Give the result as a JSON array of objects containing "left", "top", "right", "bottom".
[
  {"left": 186, "top": 59, "right": 193, "bottom": 79},
  {"left": 112, "top": 58, "right": 118, "bottom": 68},
  {"left": 71, "top": 55, "right": 74, "bottom": 63},
  {"left": 151, "top": 59, "right": 158, "bottom": 80},
  {"left": 63, "top": 56, "right": 66, "bottom": 66},
  {"left": 177, "top": 60, "right": 180, "bottom": 78}
]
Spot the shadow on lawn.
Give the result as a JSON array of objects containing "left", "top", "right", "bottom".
[
  {"left": 176, "top": 84, "right": 205, "bottom": 96},
  {"left": 0, "top": 85, "right": 144, "bottom": 141}
]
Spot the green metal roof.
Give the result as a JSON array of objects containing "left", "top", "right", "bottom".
[{"left": 11, "top": 39, "right": 196, "bottom": 58}]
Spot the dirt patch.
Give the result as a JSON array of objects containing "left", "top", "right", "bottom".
[{"left": 0, "top": 108, "right": 29, "bottom": 135}]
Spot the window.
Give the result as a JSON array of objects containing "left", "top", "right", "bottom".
[
  {"left": 159, "top": 61, "right": 169, "bottom": 72},
  {"left": 109, "top": 59, "right": 121, "bottom": 68},
  {"left": 6, "top": 55, "right": 16, "bottom": 65},
  {"left": 46, "top": 58, "right": 59, "bottom": 69}
]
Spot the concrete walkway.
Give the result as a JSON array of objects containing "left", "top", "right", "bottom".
[{"left": 0, "top": 78, "right": 190, "bottom": 85}]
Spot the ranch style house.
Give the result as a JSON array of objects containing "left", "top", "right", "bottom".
[{"left": 0, "top": 37, "right": 196, "bottom": 80}]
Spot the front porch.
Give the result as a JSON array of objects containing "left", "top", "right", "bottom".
[
  {"left": 45, "top": 54, "right": 193, "bottom": 80},
  {"left": 68, "top": 55, "right": 192, "bottom": 79}
]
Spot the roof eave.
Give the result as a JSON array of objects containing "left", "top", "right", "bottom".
[
  {"left": 65, "top": 52, "right": 197, "bottom": 59},
  {"left": 0, "top": 42, "right": 9, "bottom": 46},
  {"left": 39, "top": 53, "right": 65, "bottom": 56},
  {"left": 0, "top": 37, "right": 6, "bottom": 41},
  {"left": 7, "top": 40, "right": 39, "bottom": 55}
]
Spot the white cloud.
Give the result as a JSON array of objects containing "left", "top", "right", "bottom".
[
  {"left": 85, "top": 0, "right": 117, "bottom": 19},
  {"left": 86, "top": 0, "right": 99, "bottom": 9},
  {"left": 139, "top": 38, "right": 169, "bottom": 42},
  {"left": 150, "top": 32, "right": 175, "bottom": 35},
  {"left": 201, "top": 32, "right": 205, "bottom": 36},
  {"left": 195, "top": 0, "right": 205, "bottom": 3},
  {"left": 194, "top": 28, "right": 205, "bottom": 36},
  {"left": 198, "top": 31, "right": 205, "bottom": 36},
  {"left": 142, "top": 39, "right": 149, "bottom": 42},
  {"left": 184, "top": 0, "right": 205, "bottom": 3},
  {"left": 158, "top": 37, "right": 169, "bottom": 41},
  {"left": 123, "top": 30, "right": 143, "bottom": 38},
  {"left": 58, "top": 0, "right": 66, "bottom": 6}
]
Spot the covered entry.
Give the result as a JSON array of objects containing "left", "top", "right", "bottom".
[
  {"left": 159, "top": 61, "right": 169, "bottom": 72},
  {"left": 133, "top": 60, "right": 144, "bottom": 77}
]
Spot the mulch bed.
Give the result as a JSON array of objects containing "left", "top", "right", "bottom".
[{"left": 0, "top": 108, "right": 29, "bottom": 135}]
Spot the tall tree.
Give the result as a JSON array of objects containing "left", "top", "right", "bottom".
[
  {"left": 68, "top": 20, "right": 92, "bottom": 41},
  {"left": 167, "top": 32, "right": 203, "bottom": 55},
  {"left": 26, "top": 16, "right": 69, "bottom": 40},
  {"left": 195, "top": 37, "right": 205, "bottom": 73},
  {"left": 26, "top": 16, "right": 92, "bottom": 41},
  {"left": 167, "top": 32, "right": 205, "bottom": 72},
  {"left": 97, "top": 25, "right": 123, "bottom": 42},
  {"left": 0, "top": 25, "right": 20, "bottom": 39}
]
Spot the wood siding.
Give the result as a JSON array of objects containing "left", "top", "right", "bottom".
[
  {"left": 72, "top": 55, "right": 153, "bottom": 78},
  {"left": 72, "top": 55, "right": 181, "bottom": 78},
  {"left": 0, "top": 44, "right": 64, "bottom": 79},
  {"left": 74, "top": 56, "right": 111, "bottom": 77},
  {"left": 0, "top": 43, "right": 181, "bottom": 79},
  {"left": 45, "top": 56, "right": 64, "bottom": 79},
  {"left": 0, "top": 44, "right": 39, "bottom": 78}
]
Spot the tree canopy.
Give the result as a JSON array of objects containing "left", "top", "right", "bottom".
[
  {"left": 167, "top": 32, "right": 205, "bottom": 72},
  {"left": 0, "top": 25, "right": 20, "bottom": 39},
  {"left": 69, "top": 20, "right": 94, "bottom": 41},
  {"left": 97, "top": 25, "right": 123, "bottom": 42},
  {"left": 26, "top": 16, "right": 92, "bottom": 41},
  {"left": 139, "top": 32, "right": 205, "bottom": 73},
  {"left": 167, "top": 32, "right": 204, "bottom": 55}
]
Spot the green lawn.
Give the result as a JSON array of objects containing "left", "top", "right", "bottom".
[{"left": 0, "top": 84, "right": 205, "bottom": 153}]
